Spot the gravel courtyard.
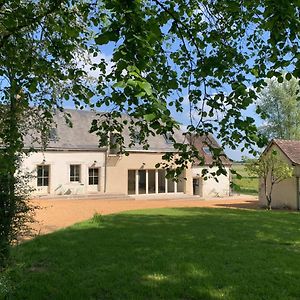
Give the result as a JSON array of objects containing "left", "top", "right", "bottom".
[{"left": 30, "top": 195, "right": 258, "bottom": 236}]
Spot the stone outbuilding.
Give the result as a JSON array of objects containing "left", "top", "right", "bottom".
[{"left": 259, "top": 139, "right": 300, "bottom": 210}]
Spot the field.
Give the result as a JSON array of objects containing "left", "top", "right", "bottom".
[
  {"left": 2, "top": 207, "right": 300, "bottom": 300},
  {"left": 231, "top": 163, "right": 259, "bottom": 195}
]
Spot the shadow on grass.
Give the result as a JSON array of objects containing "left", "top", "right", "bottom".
[
  {"left": 215, "top": 200, "right": 259, "bottom": 210},
  {"left": 5, "top": 208, "right": 300, "bottom": 300}
]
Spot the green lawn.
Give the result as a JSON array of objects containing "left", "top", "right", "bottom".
[
  {"left": 2, "top": 208, "right": 300, "bottom": 300},
  {"left": 231, "top": 164, "right": 258, "bottom": 195}
]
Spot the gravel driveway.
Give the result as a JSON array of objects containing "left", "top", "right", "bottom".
[{"left": 29, "top": 195, "right": 258, "bottom": 236}]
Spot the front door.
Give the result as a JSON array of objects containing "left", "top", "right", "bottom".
[{"left": 193, "top": 178, "right": 200, "bottom": 195}]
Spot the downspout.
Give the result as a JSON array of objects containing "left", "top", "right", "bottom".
[
  {"left": 104, "top": 148, "right": 107, "bottom": 193},
  {"left": 297, "top": 176, "right": 299, "bottom": 211}
]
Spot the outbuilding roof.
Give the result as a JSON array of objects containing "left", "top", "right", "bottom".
[{"left": 267, "top": 139, "right": 300, "bottom": 165}]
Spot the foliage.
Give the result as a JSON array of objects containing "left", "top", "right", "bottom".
[
  {"left": 257, "top": 76, "right": 300, "bottom": 140},
  {"left": 88, "top": 0, "right": 299, "bottom": 165},
  {"left": 3, "top": 208, "right": 300, "bottom": 299},
  {"left": 1, "top": 0, "right": 300, "bottom": 265},
  {"left": 245, "top": 151, "right": 293, "bottom": 209},
  {"left": 0, "top": 0, "right": 93, "bottom": 268},
  {"left": 231, "top": 164, "right": 258, "bottom": 195}
]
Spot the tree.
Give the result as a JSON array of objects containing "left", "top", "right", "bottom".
[
  {"left": 0, "top": 0, "right": 300, "bottom": 267},
  {"left": 245, "top": 151, "right": 293, "bottom": 210},
  {"left": 0, "top": 0, "right": 94, "bottom": 268},
  {"left": 257, "top": 76, "right": 300, "bottom": 140}
]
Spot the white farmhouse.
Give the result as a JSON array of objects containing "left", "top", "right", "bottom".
[{"left": 23, "top": 109, "right": 231, "bottom": 198}]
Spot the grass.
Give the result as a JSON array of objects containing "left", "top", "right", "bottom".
[
  {"left": 231, "top": 163, "right": 258, "bottom": 195},
  {"left": 2, "top": 207, "right": 300, "bottom": 300}
]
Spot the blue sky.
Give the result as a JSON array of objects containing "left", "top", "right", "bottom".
[
  {"left": 71, "top": 42, "right": 266, "bottom": 162},
  {"left": 96, "top": 45, "right": 263, "bottom": 161}
]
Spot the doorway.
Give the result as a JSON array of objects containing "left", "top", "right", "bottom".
[{"left": 193, "top": 178, "right": 201, "bottom": 196}]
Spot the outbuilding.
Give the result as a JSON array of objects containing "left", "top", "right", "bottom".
[{"left": 259, "top": 139, "right": 300, "bottom": 210}]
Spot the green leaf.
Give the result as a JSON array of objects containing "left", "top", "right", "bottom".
[
  {"left": 138, "top": 82, "right": 152, "bottom": 96},
  {"left": 144, "top": 113, "right": 156, "bottom": 122},
  {"left": 285, "top": 73, "right": 292, "bottom": 81},
  {"left": 113, "top": 81, "right": 126, "bottom": 89}
]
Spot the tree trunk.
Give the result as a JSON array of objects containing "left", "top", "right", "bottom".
[
  {"left": 0, "top": 79, "right": 21, "bottom": 269},
  {"left": 266, "top": 194, "right": 272, "bottom": 210}
]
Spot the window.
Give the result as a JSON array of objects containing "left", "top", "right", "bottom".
[
  {"left": 167, "top": 177, "right": 175, "bottom": 193},
  {"left": 49, "top": 128, "right": 58, "bottom": 142},
  {"left": 109, "top": 133, "right": 120, "bottom": 154},
  {"left": 203, "top": 147, "right": 211, "bottom": 155},
  {"left": 37, "top": 165, "right": 49, "bottom": 186},
  {"left": 148, "top": 170, "right": 156, "bottom": 193},
  {"left": 89, "top": 168, "right": 99, "bottom": 185},
  {"left": 128, "top": 170, "right": 136, "bottom": 195},
  {"left": 164, "top": 133, "right": 173, "bottom": 144},
  {"left": 70, "top": 165, "right": 80, "bottom": 182},
  {"left": 127, "top": 169, "right": 185, "bottom": 195},
  {"left": 177, "top": 172, "right": 185, "bottom": 193},
  {"left": 132, "top": 131, "right": 140, "bottom": 144},
  {"left": 138, "top": 170, "right": 146, "bottom": 194},
  {"left": 158, "top": 169, "right": 166, "bottom": 193}
]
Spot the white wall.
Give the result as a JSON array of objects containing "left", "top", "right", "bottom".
[
  {"left": 192, "top": 166, "right": 231, "bottom": 197},
  {"left": 22, "top": 151, "right": 106, "bottom": 196},
  {"left": 106, "top": 152, "right": 193, "bottom": 195},
  {"left": 259, "top": 144, "right": 298, "bottom": 209}
]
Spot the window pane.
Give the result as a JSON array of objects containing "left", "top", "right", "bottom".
[
  {"left": 37, "top": 178, "right": 43, "bottom": 186},
  {"left": 167, "top": 178, "right": 175, "bottom": 193},
  {"left": 70, "top": 165, "right": 80, "bottom": 182},
  {"left": 43, "top": 166, "right": 49, "bottom": 177},
  {"left": 138, "top": 170, "right": 146, "bottom": 194},
  {"left": 177, "top": 172, "right": 184, "bottom": 193},
  {"left": 158, "top": 170, "right": 165, "bottom": 193},
  {"left": 75, "top": 166, "right": 79, "bottom": 177},
  {"left": 128, "top": 170, "right": 136, "bottom": 195},
  {"left": 148, "top": 170, "right": 156, "bottom": 193},
  {"left": 70, "top": 165, "right": 74, "bottom": 177},
  {"left": 88, "top": 168, "right": 99, "bottom": 185},
  {"left": 37, "top": 166, "right": 43, "bottom": 177},
  {"left": 37, "top": 165, "right": 49, "bottom": 187}
]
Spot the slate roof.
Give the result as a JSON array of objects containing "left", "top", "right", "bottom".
[
  {"left": 24, "top": 109, "right": 230, "bottom": 163},
  {"left": 188, "top": 134, "right": 231, "bottom": 166},
  {"left": 25, "top": 109, "right": 185, "bottom": 152},
  {"left": 267, "top": 139, "right": 300, "bottom": 165}
]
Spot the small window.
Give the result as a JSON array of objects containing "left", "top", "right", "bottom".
[
  {"left": 164, "top": 133, "right": 173, "bottom": 144},
  {"left": 37, "top": 165, "right": 49, "bottom": 186},
  {"left": 133, "top": 131, "right": 140, "bottom": 144},
  {"left": 89, "top": 168, "right": 99, "bottom": 185},
  {"left": 49, "top": 128, "right": 58, "bottom": 142},
  {"left": 109, "top": 133, "right": 120, "bottom": 154},
  {"left": 70, "top": 165, "right": 80, "bottom": 182},
  {"left": 203, "top": 147, "right": 211, "bottom": 155}
]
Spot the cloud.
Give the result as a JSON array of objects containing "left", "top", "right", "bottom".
[{"left": 76, "top": 50, "right": 114, "bottom": 79}]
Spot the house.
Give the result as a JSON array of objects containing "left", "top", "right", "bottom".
[
  {"left": 22, "top": 109, "right": 231, "bottom": 198},
  {"left": 259, "top": 139, "right": 300, "bottom": 210},
  {"left": 189, "top": 134, "right": 231, "bottom": 197}
]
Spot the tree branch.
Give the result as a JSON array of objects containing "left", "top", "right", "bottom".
[{"left": 0, "top": 0, "right": 65, "bottom": 49}]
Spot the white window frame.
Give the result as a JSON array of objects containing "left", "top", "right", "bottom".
[
  {"left": 88, "top": 167, "right": 99, "bottom": 185},
  {"left": 128, "top": 169, "right": 179, "bottom": 195},
  {"left": 70, "top": 164, "right": 81, "bottom": 182},
  {"left": 37, "top": 165, "right": 50, "bottom": 187}
]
